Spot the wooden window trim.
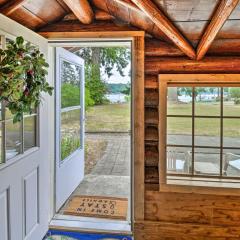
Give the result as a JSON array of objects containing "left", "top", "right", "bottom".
[{"left": 159, "top": 74, "right": 240, "bottom": 195}]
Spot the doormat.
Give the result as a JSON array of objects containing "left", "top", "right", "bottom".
[
  {"left": 45, "top": 229, "right": 132, "bottom": 240},
  {"left": 63, "top": 195, "right": 128, "bottom": 220}
]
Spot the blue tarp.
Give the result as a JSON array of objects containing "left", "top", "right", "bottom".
[{"left": 45, "top": 230, "right": 132, "bottom": 240}]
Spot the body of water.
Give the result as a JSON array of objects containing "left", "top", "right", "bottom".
[{"left": 105, "top": 93, "right": 127, "bottom": 103}]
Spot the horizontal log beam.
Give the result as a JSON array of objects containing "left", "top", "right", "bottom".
[
  {"left": 145, "top": 39, "right": 184, "bottom": 57},
  {"left": 0, "top": 0, "right": 26, "bottom": 16},
  {"left": 38, "top": 21, "right": 144, "bottom": 38},
  {"left": 62, "top": 0, "right": 94, "bottom": 24},
  {"left": 145, "top": 57, "right": 240, "bottom": 75},
  {"left": 197, "top": 0, "right": 240, "bottom": 60},
  {"left": 146, "top": 38, "right": 240, "bottom": 57}
]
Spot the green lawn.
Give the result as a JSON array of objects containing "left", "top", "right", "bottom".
[
  {"left": 86, "top": 103, "right": 130, "bottom": 132},
  {"left": 168, "top": 102, "right": 240, "bottom": 137}
]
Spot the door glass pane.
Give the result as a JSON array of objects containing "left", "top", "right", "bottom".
[
  {"left": 61, "top": 108, "right": 81, "bottom": 161},
  {"left": 61, "top": 60, "right": 81, "bottom": 108},
  {"left": 24, "top": 116, "right": 37, "bottom": 151},
  {"left": 195, "top": 87, "right": 220, "bottom": 116},
  {"left": 167, "top": 87, "right": 192, "bottom": 116},
  {"left": 5, "top": 120, "right": 21, "bottom": 160}
]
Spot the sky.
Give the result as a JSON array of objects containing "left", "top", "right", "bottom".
[{"left": 101, "top": 62, "right": 131, "bottom": 84}]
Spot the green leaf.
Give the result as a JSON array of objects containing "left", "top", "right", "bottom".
[{"left": 16, "top": 36, "right": 24, "bottom": 46}]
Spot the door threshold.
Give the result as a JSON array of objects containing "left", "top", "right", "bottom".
[{"left": 50, "top": 215, "right": 132, "bottom": 235}]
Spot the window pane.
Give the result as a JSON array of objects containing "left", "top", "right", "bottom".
[
  {"left": 195, "top": 118, "right": 220, "bottom": 147},
  {"left": 223, "top": 149, "right": 240, "bottom": 177},
  {"left": 61, "top": 109, "right": 81, "bottom": 161},
  {"left": 167, "top": 117, "right": 192, "bottom": 145},
  {"left": 167, "top": 146, "right": 192, "bottom": 174},
  {"left": 167, "top": 87, "right": 192, "bottom": 115},
  {"left": 0, "top": 123, "right": 3, "bottom": 164},
  {"left": 0, "top": 102, "right": 3, "bottom": 121},
  {"left": 223, "top": 119, "right": 240, "bottom": 148},
  {"left": 195, "top": 87, "right": 220, "bottom": 116},
  {"left": 5, "top": 121, "right": 21, "bottom": 160},
  {"left": 61, "top": 60, "right": 81, "bottom": 108},
  {"left": 194, "top": 148, "right": 220, "bottom": 176},
  {"left": 5, "top": 108, "right": 14, "bottom": 120},
  {"left": 24, "top": 116, "right": 37, "bottom": 151},
  {"left": 224, "top": 87, "right": 240, "bottom": 117}
]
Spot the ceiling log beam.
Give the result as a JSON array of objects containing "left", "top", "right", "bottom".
[
  {"left": 95, "top": 10, "right": 115, "bottom": 21},
  {"left": 197, "top": 0, "right": 240, "bottom": 60},
  {"left": 62, "top": 0, "right": 94, "bottom": 24},
  {"left": 0, "top": 0, "right": 26, "bottom": 16},
  {"left": 131, "top": 0, "right": 196, "bottom": 59}
]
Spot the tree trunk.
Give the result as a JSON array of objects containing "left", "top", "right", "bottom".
[{"left": 92, "top": 47, "right": 101, "bottom": 66}]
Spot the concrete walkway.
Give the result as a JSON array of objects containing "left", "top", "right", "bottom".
[
  {"left": 87, "top": 133, "right": 131, "bottom": 176},
  {"left": 59, "top": 133, "right": 131, "bottom": 220}
]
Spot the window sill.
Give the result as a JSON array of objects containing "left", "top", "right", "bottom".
[{"left": 159, "top": 176, "right": 240, "bottom": 196}]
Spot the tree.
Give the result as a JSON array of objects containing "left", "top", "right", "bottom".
[
  {"left": 230, "top": 87, "right": 240, "bottom": 104},
  {"left": 178, "top": 87, "right": 207, "bottom": 100},
  {"left": 121, "top": 83, "right": 131, "bottom": 95},
  {"left": 75, "top": 47, "right": 131, "bottom": 105}
]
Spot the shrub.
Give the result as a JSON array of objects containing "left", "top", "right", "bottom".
[
  {"left": 61, "top": 137, "right": 80, "bottom": 160},
  {"left": 234, "top": 98, "right": 240, "bottom": 105}
]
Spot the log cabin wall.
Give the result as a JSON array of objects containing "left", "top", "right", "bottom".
[
  {"left": 137, "top": 37, "right": 240, "bottom": 240},
  {"left": 2, "top": 0, "right": 240, "bottom": 239}
]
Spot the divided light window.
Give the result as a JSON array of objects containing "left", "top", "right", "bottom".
[
  {"left": 0, "top": 103, "right": 38, "bottom": 164},
  {"left": 159, "top": 75, "right": 240, "bottom": 182},
  {"left": 0, "top": 36, "right": 38, "bottom": 165}
]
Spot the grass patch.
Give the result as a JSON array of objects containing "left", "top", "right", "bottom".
[
  {"left": 86, "top": 103, "right": 130, "bottom": 132},
  {"left": 168, "top": 102, "right": 240, "bottom": 137}
]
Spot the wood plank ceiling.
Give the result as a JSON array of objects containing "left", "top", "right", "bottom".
[{"left": 0, "top": 0, "right": 240, "bottom": 59}]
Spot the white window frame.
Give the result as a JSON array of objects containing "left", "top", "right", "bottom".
[
  {"left": 159, "top": 74, "right": 240, "bottom": 195},
  {"left": 0, "top": 34, "right": 40, "bottom": 169}
]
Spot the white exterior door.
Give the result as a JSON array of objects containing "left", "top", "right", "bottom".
[
  {"left": 55, "top": 47, "right": 85, "bottom": 211},
  {"left": 0, "top": 15, "right": 51, "bottom": 240}
]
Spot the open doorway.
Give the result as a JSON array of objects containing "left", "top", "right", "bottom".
[{"left": 53, "top": 41, "right": 132, "bottom": 231}]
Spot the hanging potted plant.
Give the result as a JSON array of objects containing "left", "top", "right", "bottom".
[{"left": 0, "top": 36, "right": 53, "bottom": 123}]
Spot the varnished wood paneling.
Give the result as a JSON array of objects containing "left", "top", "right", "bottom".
[
  {"left": 135, "top": 220, "right": 240, "bottom": 240},
  {"left": 23, "top": 0, "right": 67, "bottom": 23},
  {"left": 145, "top": 191, "right": 240, "bottom": 224},
  {"left": 8, "top": 7, "right": 46, "bottom": 30}
]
